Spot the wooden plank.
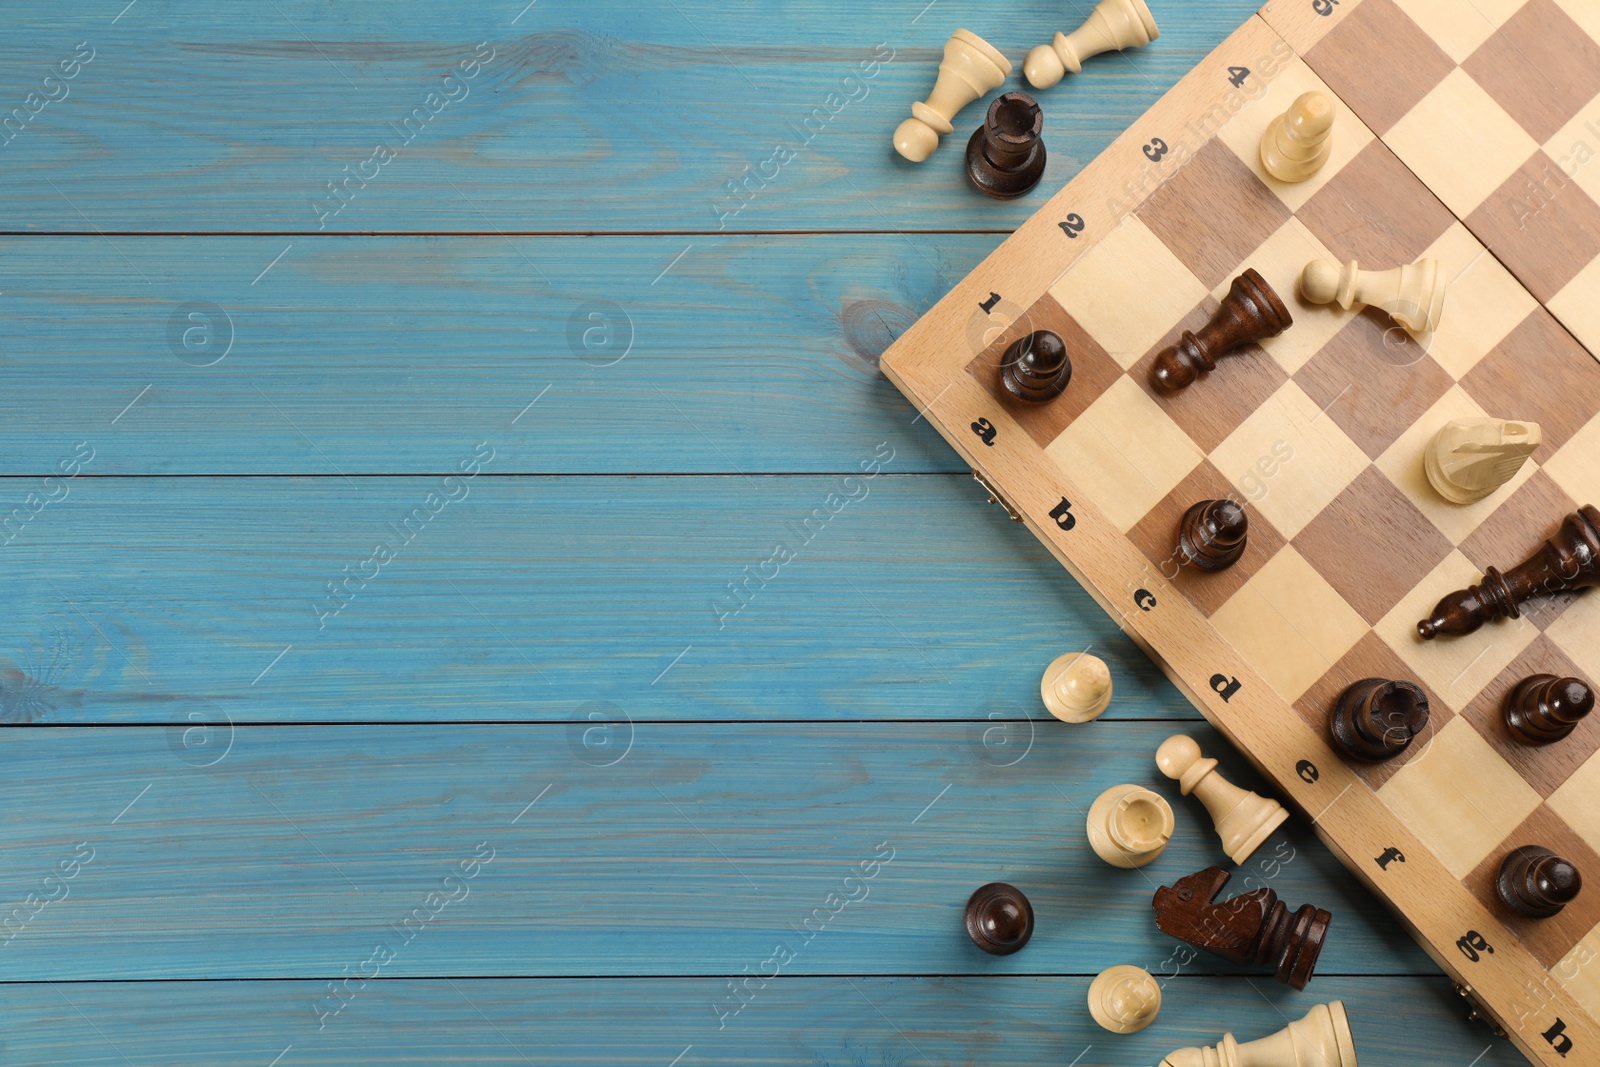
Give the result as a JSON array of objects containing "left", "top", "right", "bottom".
[
  {"left": 4, "top": 976, "right": 1521, "bottom": 1066},
  {"left": 0, "top": 1, "right": 1266, "bottom": 233},
  {"left": 0, "top": 722, "right": 1430, "bottom": 979}
]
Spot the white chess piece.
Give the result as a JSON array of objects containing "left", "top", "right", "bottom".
[
  {"left": 1088, "top": 964, "right": 1161, "bottom": 1034},
  {"left": 1086, "top": 784, "right": 1173, "bottom": 868},
  {"left": 1024, "top": 0, "right": 1160, "bottom": 89},
  {"left": 1299, "top": 257, "right": 1446, "bottom": 333},
  {"left": 1425, "top": 418, "right": 1541, "bottom": 504},
  {"left": 894, "top": 29, "right": 1011, "bottom": 162},
  {"left": 1156, "top": 734, "right": 1287, "bottom": 865},
  {"left": 1260, "top": 91, "right": 1334, "bottom": 183},
  {"left": 1160, "top": 1001, "right": 1358, "bottom": 1067},
  {"left": 1041, "top": 652, "right": 1113, "bottom": 722}
]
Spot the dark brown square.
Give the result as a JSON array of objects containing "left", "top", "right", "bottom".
[
  {"left": 1466, "top": 153, "right": 1600, "bottom": 302},
  {"left": 1128, "top": 460, "right": 1288, "bottom": 618},
  {"left": 1294, "top": 467, "right": 1454, "bottom": 624},
  {"left": 1463, "top": 0, "right": 1600, "bottom": 144},
  {"left": 1459, "top": 473, "right": 1584, "bottom": 631},
  {"left": 1461, "top": 309, "right": 1600, "bottom": 455},
  {"left": 1136, "top": 140, "right": 1293, "bottom": 291},
  {"left": 1294, "top": 308, "right": 1454, "bottom": 459},
  {"left": 965, "top": 293, "right": 1126, "bottom": 449},
  {"left": 1304, "top": 0, "right": 1457, "bottom": 135},
  {"left": 1465, "top": 804, "right": 1600, "bottom": 969},
  {"left": 1296, "top": 140, "right": 1456, "bottom": 267},
  {"left": 1130, "top": 299, "right": 1288, "bottom": 453},
  {"left": 1295, "top": 632, "right": 1457, "bottom": 789},
  {"left": 1460, "top": 636, "right": 1599, "bottom": 798}
]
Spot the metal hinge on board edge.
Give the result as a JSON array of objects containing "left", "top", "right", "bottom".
[
  {"left": 972, "top": 468, "right": 1022, "bottom": 522},
  {"left": 1454, "top": 983, "right": 1509, "bottom": 1039}
]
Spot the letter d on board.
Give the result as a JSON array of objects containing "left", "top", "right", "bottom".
[{"left": 1209, "top": 674, "right": 1241, "bottom": 702}]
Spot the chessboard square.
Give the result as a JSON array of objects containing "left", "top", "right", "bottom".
[
  {"left": 1417, "top": 222, "right": 1540, "bottom": 381},
  {"left": 1546, "top": 413, "right": 1600, "bottom": 519},
  {"left": 1460, "top": 636, "right": 1599, "bottom": 798},
  {"left": 1293, "top": 308, "right": 1455, "bottom": 459},
  {"left": 1215, "top": 57, "right": 1379, "bottom": 213},
  {"left": 1464, "top": 805, "right": 1600, "bottom": 968},
  {"left": 1374, "top": 385, "right": 1539, "bottom": 547},
  {"left": 1211, "top": 381, "right": 1371, "bottom": 539},
  {"left": 1466, "top": 152, "right": 1600, "bottom": 302},
  {"left": 1548, "top": 253, "right": 1600, "bottom": 358},
  {"left": 1049, "top": 216, "right": 1211, "bottom": 370},
  {"left": 1463, "top": 0, "right": 1600, "bottom": 144},
  {"left": 1222, "top": 218, "right": 1350, "bottom": 376},
  {"left": 1550, "top": 748, "right": 1600, "bottom": 859},
  {"left": 1210, "top": 546, "right": 1369, "bottom": 703},
  {"left": 1387, "top": 68, "right": 1542, "bottom": 217},
  {"left": 1377, "top": 550, "right": 1540, "bottom": 711},
  {"left": 1458, "top": 473, "right": 1583, "bottom": 634},
  {"left": 1461, "top": 308, "right": 1600, "bottom": 456},
  {"left": 1303, "top": 0, "right": 1456, "bottom": 135},
  {"left": 1562, "top": 0, "right": 1600, "bottom": 41},
  {"left": 1045, "top": 376, "right": 1205, "bottom": 532},
  {"left": 1555, "top": 924, "right": 1600, "bottom": 1023},
  {"left": 1545, "top": 92, "right": 1600, "bottom": 208},
  {"left": 1393, "top": 0, "right": 1527, "bottom": 63},
  {"left": 1548, "top": 581, "right": 1600, "bottom": 685},
  {"left": 1295, "top": 139, "right": 1456, "bottom": 268},
  {"left": 1136, "top": 140, "right": 1293, "bottom": 291},
  {"left": 1378, "top": 716, "right": 1543, "bottom": 878}
]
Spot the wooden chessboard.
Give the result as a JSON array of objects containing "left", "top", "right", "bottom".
[{"left": 881, "top": 1, "right": 1600, "bottom": 1064}]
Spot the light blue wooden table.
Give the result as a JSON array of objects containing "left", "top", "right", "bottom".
[{"left": 0, "top": 2, "right": 1528, "bottom": 1063}]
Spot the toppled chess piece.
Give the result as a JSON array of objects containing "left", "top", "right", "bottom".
[
  {"left": 1087, "top": 784, "right": 1174, "bottom": 868},
  {"left": 966, "top": 92, "right": 1048, "bottom": 200},
  {"left": 1088, "top": 964, "right": 1161, "bottom": 1034},
  {"left": 1260, "top": 91, "right": 1334, "bottom": 183},
  {"left": 1425, "top": 418, "right": 1541, "bottom": 505},
  {"left": 1299, "top": 257, "right": 1446, "bottom": 333},
  {"left": 1150, "top": 269, "right": 1293, "bottom": 393},
  {"left": 1041, "top": 652, "right": 1113, "bottom": 722},
  {"left": 1024, "top": 0, "right": 1159, "bottom": 89},
  {"left": 1156, "top": 734, "right": 1287, "bottom": 864},
  {"left": 1330, "top": 678, "right": 1430, "bottom": 762},
  {"left": 1152, "top": 866, "right": 1332, "bottom": 989},
  {"left": 1497, "top": 846, "right": 1582, "bottom": 918},
  {"left": 965, "top": 881, "right": 1034, "bottom": 954},
  {"left": 1178, "top": 499, "right": 1249, "bottom": 572},
  {"left": 1505, "top": 674, "right": 1594, "bottom": 745},
  {"left": 1418, "top": 505, "right": 1600, "bottom": 639},
  {"left": 1001, "top": 329, "right": 1071, "bottom": 401},
  {"left": 1159, "top": 1001, "right": 1358, "bottom": 1067},
  {"left": 894, "top": 29, "right": 1011, "bottom": 162}
]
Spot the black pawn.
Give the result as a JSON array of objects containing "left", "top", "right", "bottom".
[
  {"left": 1000, "top": 330, "right": 1071, "bottom": 403},
  {"left": 1505, "top": 674, "right": 1594, "bottom": 745},
  {"left": 1497, "top": 846, "right": 1582, "bottom": 918},
  {"left": 1331, "top": 678, "right": 1429, "bottom": 762},
  {"left": 1177, "top": 499, "right": 1248, "bottom": 571},
  {"left": 966, "top": 93, "right": 1046, "bottom": 200},
  {"left": 965, "top": 882, "right": 1034, "bottom": 955}
]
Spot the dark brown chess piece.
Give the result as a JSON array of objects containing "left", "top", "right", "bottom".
[
  {"left": 1418, "top": 505, "right": 1600, "bottom": 639},
  {"left": 1150, "top": 269, "right": 1293, "bottom": 393},
  {"left": 1496, "top": 846, "right": 1582, "bottom": 918},
  {"left": 1000, "top": 330, "right": 1071, "bottom": 403},
  {"left": 1505, "top": 675, "right": 1594, "bottom": 745},
  {"left": 1152, "top": 867, "right": 1330, "bottom": 989},
  {"left": 965, "top": 93, "right": 1047, "bottom": 200},
  {"left": 965, "top": 881, "right": 1034, "bottom": 955},
  {"left": 1330, "top": 678, "right": 1430, "bottom": 762},
  {"left": 1177, "top": 499, "right": 1248, "bottom": 571}
]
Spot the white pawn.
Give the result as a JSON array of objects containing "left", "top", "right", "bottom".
[
  {"left": 1425, "top": 418, "right": 1541, "bottom": 505},
  {"left": 1088, "top": 964, "right": 1162, "bottom": 1034},
  {"left": 1087, "top": 783, "right": 1174, "bottom": 868},
  {"left": 1160, "top": 1001, "right": 1358, "bottom": 1067},
  {"left": 1041, "top": 652, "right": 1113, "bottom": 722},
  {"left": 1024, "top": 0, "right": 1160, "bottom": 90},
  {"left": 1156, "top": 734, "right": 1287, "bottom": 865},
  {"left": 1299, "top": 257, "right": 1446, "bottom": 333},
  {"left": 894, "top": 29, "right": 1011, "bottom": 162},
  {"left": 1260, "top": 91, "right": 1334, "bottom": 183}
]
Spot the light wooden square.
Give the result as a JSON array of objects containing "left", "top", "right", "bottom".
[
  {"left": 1211, "top": 381, "right": 1370, "bottom": 538},
  {"left": 1375, "top": 386, "right": 1537, "bottom": 545},
  {"left": 1048, "top": 215, "right": 1211, "bottom": 370},
  {"left": 1556, "top": 0, "right": 1600, "bottom": 46},
  {"left": 1215, "top": 57, "right": 1378, "bottom": 212},
  {"left": 1417, "top": 222, "right": 1540, "bottom": 380},
  {"left": 1044, "top": 376, "right": 1205, "bottom": 532},
  {"left": 1387, "top": 67, "right": 1542, "bottom": 217},
  {"left": 1549, "top": 254, "right": 1600, "bottom": 358},
  {"left": 1376, "top": 549, "right": 1539, "bottom": 709},
  {"left": 1392, "top": 0, "right": 1528, "bottom": 63},
  {"left": 1543, "top": 91, "right": 1600, "bottom": 208},
  {"left": 1555, "top": 923, "right": 1600, "bottom": 1023},
  {"left": 1378, "top": 716, "right": 1543, "bottom": 878},
  {"left": 1547, "top": 574, "right": 1600, "bottom": 684},
  {"left": 1544, "top": 411, "right": 1600, "bottom": 508},
  {"left": 1214, "top": 218, "right": 1349, "bottom": 376},
  {"left": 1550, "top": 748, "right": 1600, "bottom": 859},
  {"left": 1209, "top": 546, "right": 1368, "bottom": 702}
]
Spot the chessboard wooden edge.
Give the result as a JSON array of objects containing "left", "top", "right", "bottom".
[{"left": 879, "top": 7, "right": 1597, "bottom": 1066}]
